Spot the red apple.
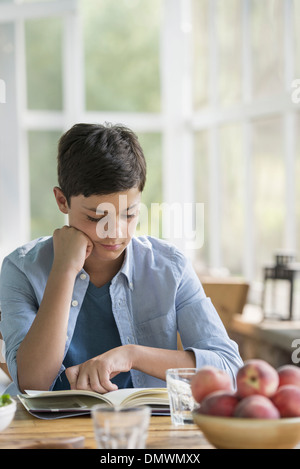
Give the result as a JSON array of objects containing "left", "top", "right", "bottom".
[
  {"left": 277, "top": 364, "right": 300, "bottom": 389},
  {"left": 191, "top": 366, "right": 233, "bottom": 403},
  {"left": 234, "top": 395, "right": 280, "bottom": 419},
  {"left": 272, "top": 384, "right": 300, "bottom": 417},
  {"left": 197, "top": 390, "right": 239, "bottom": 417},
  {"left": 236, "top": 359, "right": 279, "bottom": 398}
]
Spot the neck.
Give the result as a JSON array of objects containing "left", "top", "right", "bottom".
[{"left": 83, "top": 251, "right": 125, "bottom": 288}]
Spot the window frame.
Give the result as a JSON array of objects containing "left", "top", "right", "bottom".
[
  {"left": 0, "top": 0, "right": 81, "bottom": 262},
  {"left": 191, "top": 0, "right": 298, "bottom": 287},
  {"left": 0, "top": 0, "right": 298, "bottom": 296}
]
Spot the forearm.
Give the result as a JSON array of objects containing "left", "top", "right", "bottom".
[
  {"left": 130, "top": 345, "right": 196, "bottom": 381},
  {"left": 17, "top": 267, "right": 77, "bottom": 392}
]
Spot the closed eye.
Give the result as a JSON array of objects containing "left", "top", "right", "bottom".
[
  {"left": 87, "top": 214, "right": 136, "bottom": 223},
  {"left": 87, "top": 215, "right": 104, "bottom": 223}
]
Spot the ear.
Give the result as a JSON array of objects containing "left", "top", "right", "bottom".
[{"left": 53, "top": 186, "right": 69, "bottom": 215}]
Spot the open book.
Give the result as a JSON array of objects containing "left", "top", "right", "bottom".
[{"left": 18, "top": 388, "right": 170, "bottom": 420}]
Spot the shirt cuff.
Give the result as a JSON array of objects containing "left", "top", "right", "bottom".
[{"left": 184, "top": 346, "right": 240, "bottom": 387}]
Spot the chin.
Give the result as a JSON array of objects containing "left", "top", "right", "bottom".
[{"left": 94, "top": 241, "right": 127, "bottom": 256}]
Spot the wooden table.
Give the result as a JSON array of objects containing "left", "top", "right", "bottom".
[
  {"left": 0, "top": 402, "right": 213, "bottom": 450},
  {"left": 228, "top": 309, "right": 300, "bottom": 368}
]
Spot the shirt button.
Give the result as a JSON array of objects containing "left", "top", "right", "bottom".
[
  {"left": 127, "top": 337, "right": 131, "bottom": 343},
  {"left": 80, "top": 273, "right": 87, "bottom": 280},
  {"left": 129, "top": 282, "right": 133, "bottom": 289},
  {"left": 71, "top": 300, "right": 78, "bottom": 307}
]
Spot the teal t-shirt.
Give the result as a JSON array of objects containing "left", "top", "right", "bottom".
[{"left": 54, "top": 281, "right": 133, "bottom": 390}]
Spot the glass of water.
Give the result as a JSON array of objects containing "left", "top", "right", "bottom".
[
  {"left": 166, "top": 368, "right": 199, "bottom": 425},
  {"left": 92, "top": 405, "right": 151, "bottom": 449}
]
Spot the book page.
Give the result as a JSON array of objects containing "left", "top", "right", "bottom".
[
  {"left": 18, "top": 393, "right": 112, "bottom": 412},
  {"left": 19, "top": 395, "right": 92, "bottom": 412},
  {"left": 18, "top": 388, "right": 169, "bottom": 418},
  {"left": 120, "top": 388, "right": 169, "bottom": 407}
]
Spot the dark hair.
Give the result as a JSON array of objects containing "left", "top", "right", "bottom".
[{"left": 57, "top": 122, "right": 147, "bottom": 205}]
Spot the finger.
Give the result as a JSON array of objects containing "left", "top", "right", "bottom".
[
  {"left": 65, "top": 365, "right": 79, "bottom": 390},
  {"left": 88, "top": 370, "right": 109, "bottom": 394},
  {"left": 75, "top": 371, "right": 91, "bottom": 391},
  {"left": 97, "top": 369, "right": 118, "bottom": 393}
]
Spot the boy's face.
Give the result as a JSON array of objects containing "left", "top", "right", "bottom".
[{"left": 54, "top": 187, "right": 141, "bottom": 262}]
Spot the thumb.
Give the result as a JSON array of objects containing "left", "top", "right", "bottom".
[{"left": 65, "top": 365, "right": 79, "bottom": 390}]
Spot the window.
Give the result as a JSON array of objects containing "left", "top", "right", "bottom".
[
  {"left": 28, "top": 130, "right": 64, "bottom": 239},
  {"left": 26, "top": 16, "right": 63, "bottom": 111},
  {"left": 192, "top": 0, "right": 300, "bottom": 288},
  {"left": 83, "top": 0, "right": 161, "bottom": 113},
  {"left": 0, "top": 0, "right": 163, "bottom": 259},
  {"left": 1, "top": 0, "right": 299, "bottom": 305}
]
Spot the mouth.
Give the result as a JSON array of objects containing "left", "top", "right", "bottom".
[{"left": 99, "top": 243, "right": 123, "bottom": 251}]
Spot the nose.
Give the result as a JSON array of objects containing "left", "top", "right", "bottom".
[
  {"left": 113, "top": 217, "right": 126, "bottom": 239},
  {"left": 96, "top": 214, "right": 127, "bottom": 240}
]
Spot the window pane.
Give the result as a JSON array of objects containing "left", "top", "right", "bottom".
[
  {"left": 138, "top": 132, "right": 162, "bottom": 207},
  {"left": 192, "top": 0, "right": 209, "bottom": 109},
  {"left": 25, "top": 17, "right": 63, "bottom": 110},
  {"left": 217, "top": 0, "right": 242, "bottom": 107},
  {"left": 296, "top": 113, "right": 300, "bottom": 255},
  {"left": 135, "top": 132, "right": 162, "bottom": 238},
  {"left": 194, "top": 131, "right": 210, "bottom": 269},
  {"left": 295, "top": 112, "right": 300, "bottom": 316},
  {"left": 219, "top": 124, "right": 244, "bottom": 275},
  {"left": 252, "top": 117, "right": 285, "bottom": 279},
  {"left": 294, "top": 0, "right": 300, "bottom": 78},
  {"left": 29, "top": 130, "right": 64, "bottom": 239},
  {"left": 251, "top": 0, "right": 284, "bottom": 100},
  {"left": 82, "top": 0, "right": 162, "bottom": 112}
]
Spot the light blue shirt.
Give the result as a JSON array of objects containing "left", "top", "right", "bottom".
[
  {"left": 53, "top": 280, "right": 133, "bottom": 390},
  {"left": 0, "top": 235, "right": 243, "bottom": 395}
]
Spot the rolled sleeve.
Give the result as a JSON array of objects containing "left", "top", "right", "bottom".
[{"left": 175, "top": 256, "right": 243, "bottom": 384}]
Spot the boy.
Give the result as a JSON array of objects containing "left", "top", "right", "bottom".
[{"left": 0, "top": 123, "right": 243, "bottom": 395}]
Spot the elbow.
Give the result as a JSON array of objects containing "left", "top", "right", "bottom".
[
  {"left": 16, "top": 353, "right": 53, "bottom": 393},
  {"left": 17, "top": 372, "right": 52, "bottom": 394}
]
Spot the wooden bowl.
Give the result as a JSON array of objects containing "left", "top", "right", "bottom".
[{"left": 193, "top": 412, "right": 300, "bottom": 449}]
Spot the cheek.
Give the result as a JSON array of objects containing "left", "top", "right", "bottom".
[
  {"left": 86, "top": 223, "right": 101, "bottom": 240},
  {"left": 69, "top": 216, "right": 97, "bottom": 239},
  {"left": 127, "top": 218, "right": 138, "bottom": 238}
]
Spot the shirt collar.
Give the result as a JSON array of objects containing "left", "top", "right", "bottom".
[{"left": 116, "top": 240, "right": 134, "bottom": 290}]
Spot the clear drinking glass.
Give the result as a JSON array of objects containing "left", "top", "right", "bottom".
[
  {"left": 166, "top": 368, "right": 199, "bottom": 425},
  {"left": 92, "top": 405, "right": 151, "bottom": 449}
]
